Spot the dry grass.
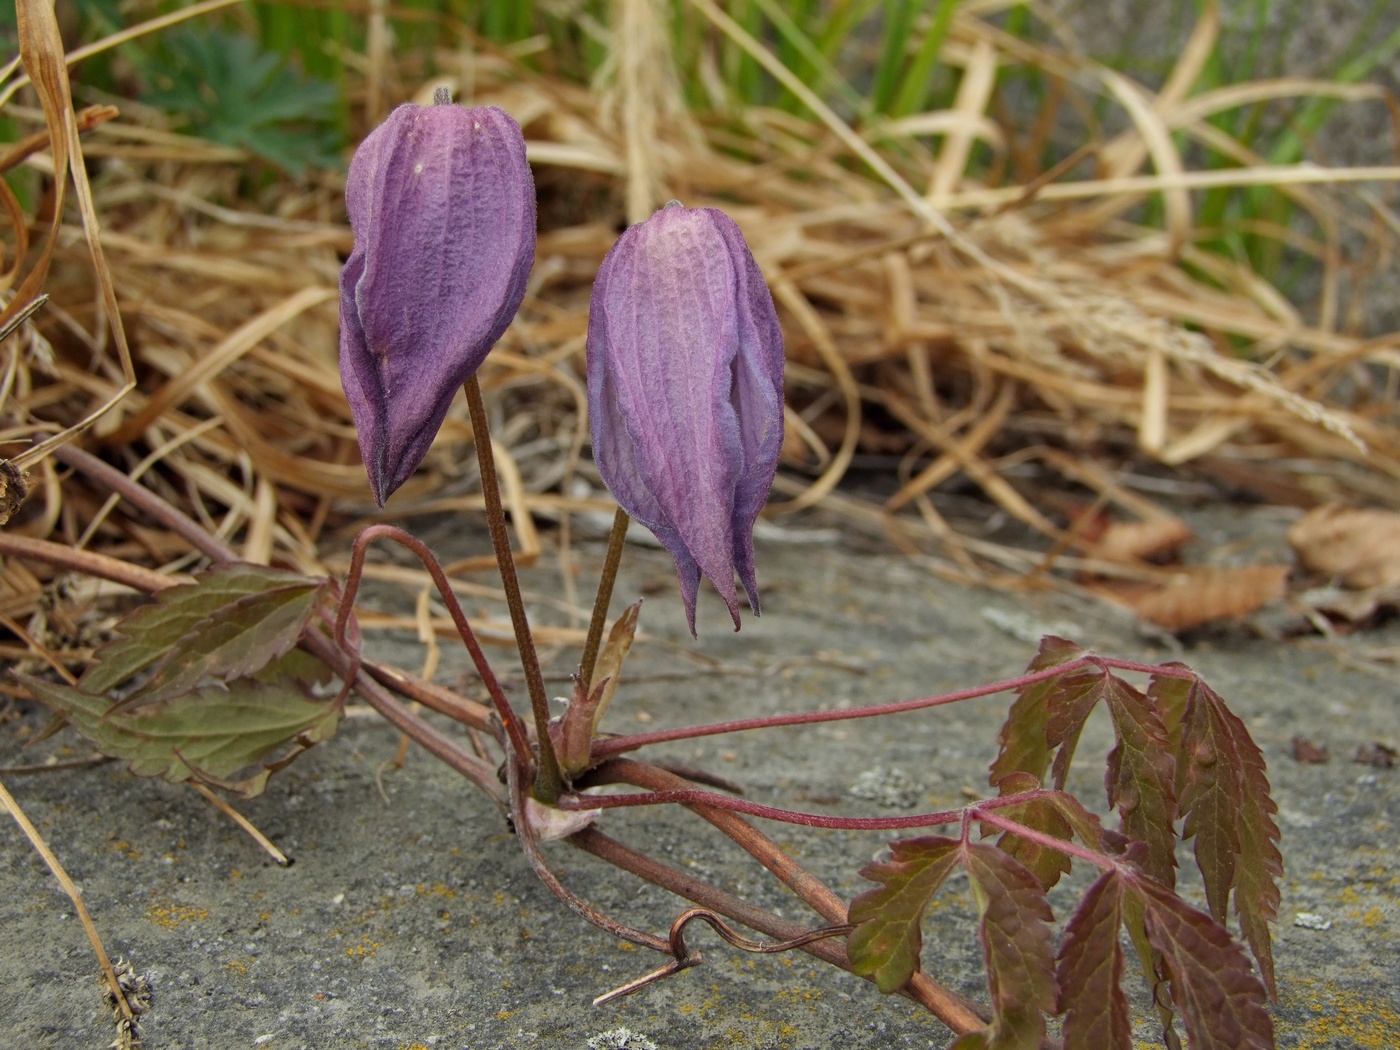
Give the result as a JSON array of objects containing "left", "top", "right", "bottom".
[{"left": 3, "top": 2, "right": 1400, "bottom": 643}]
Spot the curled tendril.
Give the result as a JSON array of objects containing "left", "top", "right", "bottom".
[{"left": 594, "top": 907, "right": 854, "bottom": 1006}]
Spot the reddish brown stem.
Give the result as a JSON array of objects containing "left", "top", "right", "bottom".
[
  {"left": 570, "top": 826, "right": 854, "bottom": 967},
  {"left": 463, "top": 376, "right": 562, "bottom": 802},
  {"left": 561, "top": 785, "right": 965, "bottom": 831},
  {"left": 360, "top": 659, "right": 495, "bottom": 735},
  {"left": 582, "top": 758, "right": 985, "bottom": 1037},
  {"left": 503, "top": 736, "right": 670, "bottom": 955},
  {"left": 299, "top": 629, "right": 505, "bottom": 804},
  {"left": 337, "top": 524, "right": 532, "bottom": 773},
  {"left": 591, "top": 658, "right": 1099, "bottom": 759},
  {"left": 569, "top": 824, "right": 986, "bottom": 1035}
]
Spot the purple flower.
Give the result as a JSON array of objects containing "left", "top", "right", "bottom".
[
  {"left": 588, "top": 202, "right": 785, "bottom": 634},
  {"left": 340, "top": 93, "right": 536, "bottom": 505}
]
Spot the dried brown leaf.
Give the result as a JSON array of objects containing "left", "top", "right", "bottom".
[
  {"left": 1091, "top": 516, "right": 1194, "bottom": 564},
  {"left": 1128, "top": 566, "right": 1289, "bottom": 631},
  {"left": 1352, "top": 742, "right": 1397, "bottom": 769},
  {"left": 1288, "top": 504, "right": 1400, "bottom": 589},
  {"left": 1289, "top": 736, "right": 1329, "bottom": 763}
]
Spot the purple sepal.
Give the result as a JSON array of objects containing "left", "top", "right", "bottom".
[
  {"left": 588, "top": 203, "right": 784, "bottom": 634},
  {"left": 339, "top": 101, "right": 536, "bottom": 505}
]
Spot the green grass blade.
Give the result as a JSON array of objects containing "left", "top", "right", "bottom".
[
  {"left": 870, "top": 0, "right": 915, "bottom": 114},
  {"left": 751, "top": 0, "right": 871, "bottom": 117},
  {"left": 889, "top": 0, "right": 957, "bottom": 117}
]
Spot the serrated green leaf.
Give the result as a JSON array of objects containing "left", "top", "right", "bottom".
[
  {"left": 1056, "top": 870, "right": 1132, "bottom": 1050},
  {"left": 1131, "top": 877, "right": 1274, "bottom": 1050},
  {"left": 991, "top": 776, "right": 1106, "bottom": 890},
  {"left": 79, "top": 563, "right": 323, "bottom": 696},
  {"left": 848, "top": 836, "right": 961, "bottom": 993},
  {"left": 953, "top": 843, "right": 1057, "bottom": 1050},
  {"left": 115, "top": 577, "right": 330, "bottom": 711},
  {"left": 1104, "top": 675, "right": 1179, "bottom": 889},
  {"left": 18, "top": 651, "right": 339, "bottom": 798},
  {"left": 990, "top": 636, "right": 1089, "bottom": 789},
  {"left": 1151, "top": 668, "right": 1191, "bottom": 757},
  {"left": 1152, "top": 668, "right": 1281, "bottom": 998},
  {"left": 1166, "top": 675, "right": 1241, "bottom": 924}
]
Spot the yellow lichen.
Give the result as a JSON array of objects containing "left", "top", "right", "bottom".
[
  {"left": 1287, "top": 981, "right": 1400, "bottom": 1049},
  {"left": 146, "top": 903, "right": 209, "bottom": 929}
]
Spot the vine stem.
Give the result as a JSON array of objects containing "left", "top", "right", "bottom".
[
  {"left": 583, "top": 758, "right": 986, "bottom": 1036},
  {"left": 578, "top": 506, "right": 629, "bottom": 691},
  {"left": 336, "top": 523, "right": 531, "bottom": 773},
  {"left": 592, "top": 658, "right": 1098, "bottom": 758},
  {"left": 463, "top": 376, "right": 563, "bottom": 803},
  {"left": 971, "top": 809, "right": 1118, "bottom": 873},
  {"left": 592, "top": 654, "right": 1200, "bottom": 759},
  {"left": 561, "top": 786, "right": 966, "bottom": 831},
  {"left": 503, "top": 734, "right": 671, "bottom": 955}
]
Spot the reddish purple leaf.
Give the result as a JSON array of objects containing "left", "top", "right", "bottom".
[
  {"left": 1151, "top": 668, "right": 1282, "bottom": 998},
  {"left": 117, "top": 579, "right": 331, "bottom": 711},
  {"left": 1056, "top": 870, "right": 1132, "bottom": 1050},
  {"left": 77, "top": 563, "right": 326, "bottom": 697},
  {"left": 1133, "top": 877, "right": 1274, "bottom": 1050},
  {"left": 952, "top": 843, "right": 1057, "bottom": 1050},
  {"left": 848, "top": 836, "right": 961, "bottom": 993},
  {"left": 990, "top": 636, "right": 1090, "bottom": 789},
  {"left": 1104, "top": 675, "right": 1179, "bottom": 889},
  {"left": 991, "top": 775, "right": 1105, "bottom": 891}
]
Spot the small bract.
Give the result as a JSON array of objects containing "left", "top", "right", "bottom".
[
  {"left": 588, "top": 202, "right": 784, "bottom": 634},
  {"left": 339, "top": 91, "right": 536, "bottom": 505}
]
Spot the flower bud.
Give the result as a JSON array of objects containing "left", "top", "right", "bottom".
[
  {"left": 588, "top": 202, "right": 784, "bottom": 634},
  {"left": 340, "top": 94, "right": 536, "bottom": 504}
]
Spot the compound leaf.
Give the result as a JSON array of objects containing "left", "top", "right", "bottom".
[
  {"left": 848, "top": 836, "right": 960, "bottom": 993},
  {"left": 990, "top": 636, "right": 1091, "bottom": 789},
  {"left": 990, "top": 774, "right": 1105, "bottom": 891},
  {"left": 79, "top": 563, "right": 324, "bottom": 696},
  {"left": 18, "top": 650, "right": 339, "bottom": 797},
  {"left": 116, "top": 573, "right": 331, "bottom": 711},
  {"left": 951, "top": 843, "right": 1057, "bottom": 1050},
  {"left": 1056, "top": 870, "right": 1132, "bottom": 1050},
  {"left": 1132, "top": 877, "right": 1274, "bottom": 1050},
  {"left": 142, "top": 28, "right": 342, "bottom": 174},
  {"left": 1104, "top": 674, "right": 1179, "bottom": 889},
  {"left": 1151, "top": 668, "right": 1281, "bottom": 997}
]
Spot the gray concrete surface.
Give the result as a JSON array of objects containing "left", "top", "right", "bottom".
[{"left": 3, "top": 508, "right": 1398, "bottom": 1049}]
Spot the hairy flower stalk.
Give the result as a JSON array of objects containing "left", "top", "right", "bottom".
[
  {"left": 339, "top": 90, "right": 536, "bottom": 505},
  {"left": 588, "top": 202, "right": 784, "bottom": 633}
]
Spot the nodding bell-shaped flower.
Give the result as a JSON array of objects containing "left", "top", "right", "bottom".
[
  {"left": 588, "top": 202, "right": 784, "bottom": 634},
  {"left": 340, "top": 90, "right": 536, "bottom": 505}
]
